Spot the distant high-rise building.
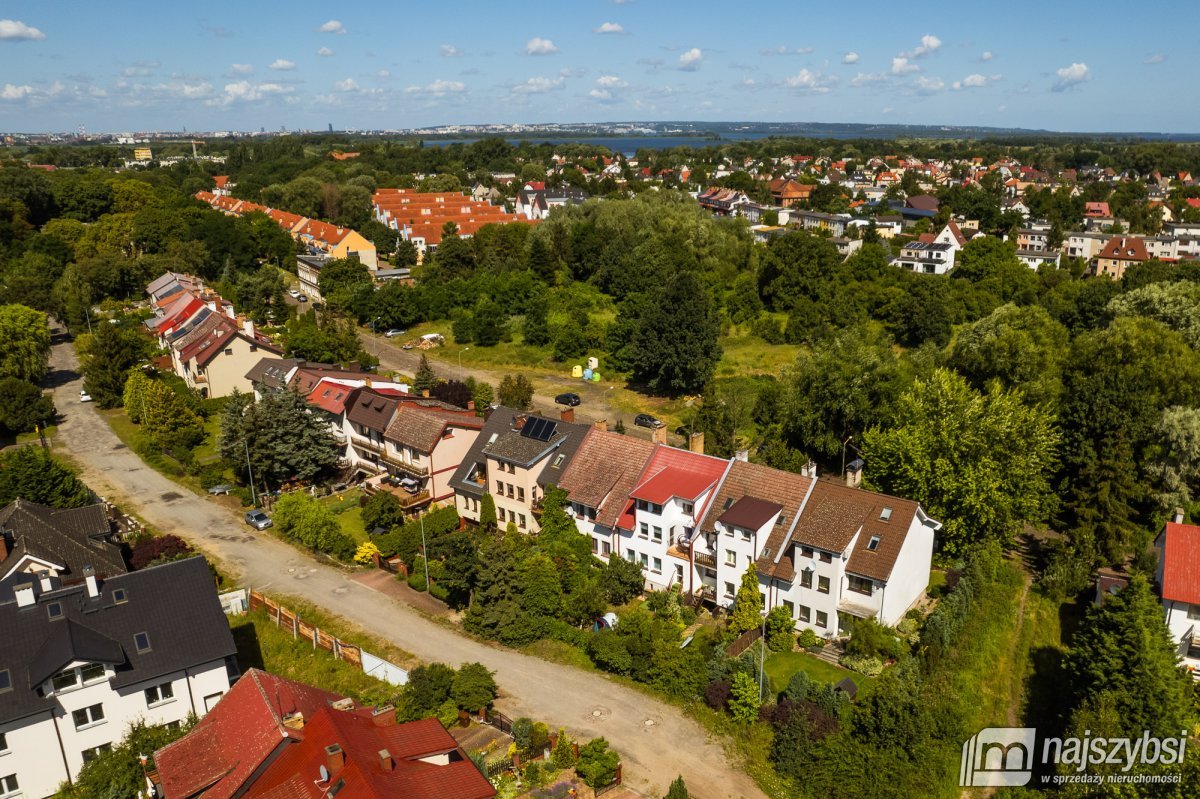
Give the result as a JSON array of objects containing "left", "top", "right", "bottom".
[{"left": 328, "top": 122, "right": 333, "bottom": 132}]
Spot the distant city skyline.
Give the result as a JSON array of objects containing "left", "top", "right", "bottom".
[{"left": 0, "top": 0, "right": 1196, "bottom": 134}]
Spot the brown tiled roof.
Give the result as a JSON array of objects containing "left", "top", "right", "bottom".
[
  {"left": 793, "top": 480, "right": 920, "bottom": 583},
  {"left": 557, "top": 429, "right": 654, "bottom": 529},
  {"left": 384, "top": 405, "right": 481, "bottom": 453},
  {"left": 345, "top": 387, "right": 403, "bottom": 434},
  {"left": 1098, "top": 236, "right": 1149, "bottom": 262},
  {"left": 717, "top": 496, "right": 783, "bottom": 531}
]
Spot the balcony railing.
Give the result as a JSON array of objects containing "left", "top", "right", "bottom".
[
  {"left": 352, "top": 436, "right": 384, "bottom": 455},
  {"left": 693, "top": 551, "right": 717, "bottom": 569},
  {"left": 382, "top": 451, "right": 429, "bottom": 476}
]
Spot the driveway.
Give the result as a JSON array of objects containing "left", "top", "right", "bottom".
[{"left": 44, "top": 328, "right": 767, "bottom": 799}]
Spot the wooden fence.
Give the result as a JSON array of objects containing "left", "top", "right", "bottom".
[{"left": 726, "top": 625, "right": 764, "bottom": 658}]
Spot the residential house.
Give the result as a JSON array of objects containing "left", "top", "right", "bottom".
[
  {"left": 1016, "top": 249, "right": 1062, "bottom": 269},
  {"left": 891, "top": 241, "right": 956, "bottom": 275},
  {"left": 830, "top": 237, "right": 862, "bottom": 259},
  {"left": 1064, "top": 231, "right": 1110, "bottom": 261},
  {"left": 1015, "top": 227, "right": 1051, "bottom": 252},
  {"left": 933, "top": 220, "right": 968, "bottom": 252},
  {"left": 1144, "top": 235, "right": 1180, "bottom": 261},
  {"left": 1092, "top": 235, "right": 1150, "bottom": 279},
  {"left": 1154, "top": 519, "right": 1200, "bottom": 677},
  {"left": 171, "top": 314, "right": 283, "bottom": 399},
  {"left": 294, "top": 219, "right": 378, "bottom": 270},
  {"left": 0, "top": 557, "right": 237, "bottom": 799},
  {"left": 382, "top": 405, "right": 483, "bottom": 505},
  {"left": 450, "top": 408, "right": 589, "bottom": 534},
  {"left": 343, "top": 388, "right": 408, "bottom": 475},
  {"left": 297, "top": 254, "right": 330, "bottom": 302},
  {"left": 696, "top": 187, "right": 750, "bottom": 216},
  {"left": 794, "top": 211, "right": 849, "bottom": 237},
  {"left": 515, "top": 183, "right": 589, "bottom": 220},
  {"left": 768, "top": 178, "right": 814, "bottom": 207},
  {"left": 559, "top": 429, "right": 656, "bottom": 562},
  {"left": 0, "top": 500, "right": 125, "bottom": 592}
]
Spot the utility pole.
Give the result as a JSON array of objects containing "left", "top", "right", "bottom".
[
  {"left": 758, "top": 611, "right": 767, "bottom": 702},
  {"left": 244, "top": 438, "right": 258, "bottom": 507}
]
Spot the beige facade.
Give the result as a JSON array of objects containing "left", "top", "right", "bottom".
[
  {"left": 190, "top": 335, "right": 280, "bottom": 398},
  {"left": 487, "top": 455, "right": 545, "bottom": 533}
]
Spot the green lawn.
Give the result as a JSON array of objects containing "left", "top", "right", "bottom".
[
  {"left": 763, "top": 650, "right": 874, "bottom": 696},
  {"left": 15, "top": 424, "right": 56, "bottom": 444},
  {"left": 320, "top": 488, "right": 369, "bottom": 543}
]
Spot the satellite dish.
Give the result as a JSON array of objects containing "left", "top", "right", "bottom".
[{"left": 319, "top": 765, "right": 330, "bottom": 782}]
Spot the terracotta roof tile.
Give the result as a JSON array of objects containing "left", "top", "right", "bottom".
[
  {"left": 384, "top": 405, "right": 481, "bottom": 453},
  {"left": 557, "top": 429, "right": 654, "bottom": 529}
]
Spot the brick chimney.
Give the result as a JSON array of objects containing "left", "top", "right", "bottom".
[
  {"left": 325, "top": 744, "right": 345, "bottom": 774},
  {"left": 845, "top": 458, "right": 864, "bottom": 489},
  {"left": 514, "top": 414, "right": 528, "bottom": 430},
  {"left": 651, "top": 425, "right": 667, "bottom": 445},
  {"left": 372, "top": 705, "right": 397, "bottom": 727},
  {"left": 378, "top": 749, "right": 394, "bottom": 772},
  {"left": 593, "top": 418, "right": 607, "bottom": 432},
  {"left": 560, "top": 407, "right": 575, "bottom": 423},
  {"left": 689, "top": 431, "right": 705, "bottom": 454}
]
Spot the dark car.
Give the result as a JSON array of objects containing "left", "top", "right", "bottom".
[
  {"left": 634, "top": 413, "right": 664, "bottom": 429},
  {"left": 244, "top": 509, "right": 272, "bottom": 530},
  {"left": 555, "top": 392, "right": 581, "bottom": 407}
]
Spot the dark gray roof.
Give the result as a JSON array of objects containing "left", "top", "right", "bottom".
[
  {"left": 717, "top": 496, "right": 784, "bottom": 531},
  {"left": 0, "top": 556, "right": 236, "bottom": 726},
  {"left": 448, "top": 407, "right": 589, "bottom": 497},
  {"left": 244, "top": 357, "right": 304, "bottom": 391},
  {"left": 0, "top": 499, "right": 125, "bottom": 587}
]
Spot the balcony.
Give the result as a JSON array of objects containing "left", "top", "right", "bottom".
[
  {"left": 382, "top": 451, "right": 429, "bottom": 476},
  {"left": 351, "top": 435, "right": 384, "bottom": 455},
  {"left": 693, "top": 551, "right": 717, "bottom": 569}
]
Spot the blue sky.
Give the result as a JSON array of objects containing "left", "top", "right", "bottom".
[{"left": 0, "top": 1, "right": 1194, "bottom": 133}]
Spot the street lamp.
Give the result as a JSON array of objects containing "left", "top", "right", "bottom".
[
  {"left": 758, "top": 609, "right": 769, "bottom": 702},
  {"left": 458, "top": 347, "right": 470, "bottom": 369}
]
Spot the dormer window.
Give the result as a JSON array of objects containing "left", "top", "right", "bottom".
[{"left": 867, "top": 535, "right": 881, "bottom": 551}]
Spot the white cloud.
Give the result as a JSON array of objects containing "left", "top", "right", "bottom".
[
  {"left": 317, "top": 46, "right": 333, "bottom": 57},
  {"left": 155, "top": 81, "right": 213, "bottom": 99},
  {"left": 0, "top": 83, "right": 34, "bottom": 100},
  {"left": 843, "top": 52, "right": 859, "bottom": 64},
  {"left": 440, "top": 44, "right": 461, "bottom": 57},
  {"left": 980, "top": 50, "right": 993, "bottom": 62},
  {"left": 761, "top": 45, "right": 814, "bottom": 56},
  {"left": 784, "top": 69, "right": 836, "bottom": 93},
  {"left": 589, "top": 89, "right": 614, "bottom": 101},
  {"left": 596, "top": 75, "right": 627, "bottom": 89},
  {"left": 269, "top": 59, "right": 296, "bottom": 71},
  {"left": 377, "top": 69, "right": 390, "bottom": 78},
  {"left": 1145, "top": 53, "right": 1165, "bottom": 64},
  {"left": 210, "top": 80, "right": 293, "bottom": 105},
  {"left": 678, "top": 47, "right": 703, "bottom": 70},
  {"left": 525, "top": 37, "right": 559, "bottom": 56},
  {"left": 334, "top": 78, "right": 359, "bottom": 92},
  {"left": 915, "top": 76, "right": 944, "bottom": 94},
  {"left": 317, "top": 20, "right": 345, "bottom": 34},
  {"left": 1052, "top": 62, "right": 1090, "bottom": 91},
  {"left": 851, "top": 71, "right": 888, "bottom": 87},
  {"left": 404, "top": 79, "right": 467, "bottom": 97},
  {"left": 228, "top": 63, "right": 253, "bottom": 75},
  {"left": 121, "top": 60, "right": 160, "bottom": 77},
  {"left": 891, "top": 57, "right": 918, "bottom": 75},
  {"left": 901, "top": 34, "right": 941, "bottom": 59},
  {"left": 594, "top": 22, "right": 625, "bottom": 34},
  {"left": 962, "top": 73, "right": 989, "bottom": 87},
  {"left": 0, "top": 19, "right": 45, "bottom": 41},
  {"left": 512, "top": 75, "right": 565, "bottom": 94}
]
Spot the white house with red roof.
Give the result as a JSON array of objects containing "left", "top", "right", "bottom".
[{"left": 1155, "top": 520, "right": 1200, "bottom": 676}]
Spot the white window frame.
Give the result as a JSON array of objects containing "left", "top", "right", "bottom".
[
  {"left": 72, "top": 703, "right": 106, "bottom": 731},
  {"left": 725, "top": 549, "right": 736, "bottom": 566},
  {"left": 652, "top": 557, "right": 662, "bottom": 574},
  {"left": 0, "top": 773, "right": 17, "bottom": 796},
  {"left": 145, "top": 681, "right": 175, "bottom": 707}
]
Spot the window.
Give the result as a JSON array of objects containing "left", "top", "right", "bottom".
[
  {"left": 518, "top": 514, "right": 526, "bottom": 529},
  {"left": 517, "top": 487, "right": 525, "bottom": 502},
  {"left": 626, "top": 550, "right": 636, "bottom": 563},
  {"left": 552, "top": 454, "right": 565, "bottom": 468},
  {"left": 801, "top": 569, "right": 813, "bottom": 589},
  {"left": 639, "top": 522, "right": 649, "bottom": 539},
  {"left": 724, "top": 581, "right": 735, "bottom": 598},
  {"left": 0, "top": 775, "right": 16, "bottom": 795},
  {"left": 801, "top": 546, "right": 814, "bottom": 559},
  {"left": 815, "top": 611, "right": 828, "bottom": 629},
  {"left": 506, "top": 484, "right": 514, "bottom": 498},
  {"left": 602, "top": 542, "right": 610, "bottom": 556},
  {"left": 204, "top": 692, "right": 223, "bottom": 712},
  {"left": 639, "top": 553, "right": 648, "bottom": 568},
  {"left": 495, "top": 480, "right": 503, "bottom": 494},
  {"left": 47, "top": 601, "right": 63, "bottom": 620},
  {"left": 848, "top": 575, "right": 873, "bottom": 596},
  {"left": 783, "top": 600, "right": 795, "bottom": 618},
  {"left": 145, "top": 681, "right": 175, "bottom": 706},
  {"left": 72, "top": 703, "right": 105, "bottom": 730},
  {"left": 134, "top": 632, "right": 151, "bottom": 653},
  {"left": 723, "top": 524, "right": 733, "bottom": 537},
  {"left": 0, "top": 732, "right": 6, "bottom": 753},
  {"left": 591, "top": 538, "right": 598, "bottom": 554},
  {"left": 819, "top": 551, "right": 832, "bottom": 564},
  {"left": 879, "top": 507, "right": 892, "bottom": 522},
  {"left": 740, "top": 528, "right": 752, "bottom": 542},
  {"left": 797, "top": 605, "right": 811, "bottom": 622},
  {"left": 51, "top": 669, "right": 80, "bottom": 692},
  {"left": 1188, "top": 604, "right": 1200, "bottom": 621},
  {"left": 817, "top": 576, "right": 830, "bottom": 594},
  {"left": 82, "top": 743, "right": 112, "bottom": 762},
  {"left": 224, "top": 348, "right": 233, "bottom": 356},
  {"left": 0, "top": 670, "right": 9, "bottom": 695},
  {"left": 725, "top": 549, "right": 736, "bottom": 566},
  {"left": 866, "top": 536, "right": 881, "bottom": 551},
  {"left": 681, "top": 501, "right": 694, "bottom": 516},
  {"left": 80, "top": 663, "right": 106, "bottom": 684},
  {"left": 652, "top": 526, "right": 662, "bottom": 543},
  {"left": 113, "top": 588, "right": 127, "bottom": 604},
  {"left": 652, "top": 557, "right": 662, "bottom": 574}
]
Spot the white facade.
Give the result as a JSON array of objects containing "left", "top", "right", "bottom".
[
  {"left": 2, "top": 659, "right": 229, "bottom": 799},
  {"left": 1064, "top": 231, "right": 1108, "bottom": 261}
]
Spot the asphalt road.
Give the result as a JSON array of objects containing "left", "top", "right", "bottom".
[{"left": 45, "top": 328, "right": 767, "bottom": 799}]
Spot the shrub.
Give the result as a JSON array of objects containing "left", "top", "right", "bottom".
[
  {"left": 546, "top": 620, "right": 589, "bottom": 649},
  {"left": 839, "top": 654, "right": 885, "bottom": 677},
  {"left": 765, "top": 605, "right": 796, "bottom": 652},
  {"left": 451, "top": 662, "right": 497, "bottom": 712},
  {"left": 530, "top": 722, "right": 551, "bottom": 753},
  {"left": 512, "top": 717, "right": 534, "bottom": 751},
  {"left": 129, "top": 535, "right": 193, "bottom": 570},
  {"left": 704, "top": 679, "right": 732, "bottom": 710},
  {"left": 728, "top": 672, "right": 761, "bottom": 722},
  {"left": 576, "top": 738, "right": 620, "bottom": 789},
  {"left": 587, "top": 630, "right": 632, "bottom": 675},
  {"left": 551, "top": 729, "right": 576, "bottom": 768},
  {"left": 796, "top": 628, "right": 822, "bottom": 649},
  {"left": 844, "top": 618, "right": 906, "bottom": 660}
]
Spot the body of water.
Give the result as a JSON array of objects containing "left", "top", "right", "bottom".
[{"left": 419, "top": 133, "right": 770, "bottom": 156}]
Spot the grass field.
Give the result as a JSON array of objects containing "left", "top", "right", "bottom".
[
  {"left": 101, "top": 407, "right": 233, "bottom": 495},
  {"left": 763, "top": 650, "right": 875, "bottom": 696},
  {"left": 320, "top": 488, "right": 369, "bottom": 543}
]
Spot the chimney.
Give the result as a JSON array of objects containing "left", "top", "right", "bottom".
[
  {"left": 83, "top": 565, "right": 99, "bottom": 599},
  {"left": 801, "top": 461, "right": 817, "bottom": 479},
  {"left": 372, "top": 705, "right": 397, "bottom": 727},
  {"left": 1173, "top": 507, "right": 1186, "bottom": 524},
  {"left": 467, "top": 400, "right": 475, "bottom": 412},
  {"left": 689, "top": 431, "right": 705, "bottom": 454},
  {"left": 0, "top": 532, "right": 7, "bottom": 561},
  {"left": 651, "top": 425, "right": 667, "bottom": 445},
  {"left": 593, "top": 418, "right": 607, "bottom": 432},
  {"left": 38, "top": 572, "right": 53, "bottom": 592},
  {"left": 734, "top": 449, "right": 749, "bottom": 462},
  {"left": 378, "top": 749, "right": 394, "bottom": 772},
  {"left": 560, "top": 407, "right": 575, "bottom": 423},
  {"left": 14, "top": 582, "right": 36, "bottom": 608},
  {"left": 325, "top": 744, "right": 345, "bottom": 775},
  {"left": 282, "top": 711, "right": 305, "bottom": 730},
  {"left": 242, "top": 317, "right": 255, "bottom": 337},
  {"left": 514, "top": 414, "right": 528, "bottom": 430},
  {"left": 845, "top": 458, "right": 864, "bottom": 489}
]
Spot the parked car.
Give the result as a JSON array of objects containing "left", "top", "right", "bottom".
[
  {"left": 297, "top": 294, "right": 308, "bottom": 302},
  {"left": 244, "top": 509, "right": 272, "bottom": 530},
  {"left": 288, "top": 289, "right": 301, "bottom": 299},
  {"left": 634, "top": 413, "right": 664, "bottom": 429},
  {"left": 384, "top": 328, "right": 406, "bottom": 338},
  {"left": 555, "top": 392, "right": 582, "bottom": 407},
  {"left": 207, "top": 484, "right": 232, "bottom": 495},
  {"left": 79, "top": 390, "right": 93, "bottom": 403}
]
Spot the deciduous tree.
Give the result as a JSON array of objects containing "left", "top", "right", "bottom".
[{"left": 0, "top": 304, "right": 50, "bottom": 383}]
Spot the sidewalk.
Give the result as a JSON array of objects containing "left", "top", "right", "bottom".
[{"left": 351, "top": 568, "right": 456, "bottom": 619}]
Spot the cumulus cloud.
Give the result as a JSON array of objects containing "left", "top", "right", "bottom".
[
  {"left": 404, "top": 79, "right": 467, "bottom": 97},
  {"left": 915, "top": 75, "right": 944, "bottom": 94},
  {"left": 0, "top": 83, "right": 34, "bottom": 100},
  {"left": 843, "top": 52, "right": 859, "bottom": 64},
  {"left": 761, "top": 45, "right": 814, "bottom": 56},
  {"left": 334, "top": 78, "right": 359, "bottom": 92},
  {"left": 594, "top": 22, "right": 625, "bottom": 34},
  {"left": 678, "top": 47, "right": 703, "bottom": 70},
  {"left": 596, "top": 74, "right": 628, "bottom": 89},
  {"left": 228, "top": 63, "right": 253, "bottom": 75},
  {"left": 851, "top": 72, "right": 888, "bottom": 87},
  {"left": 0, "top": 19, "right": 45, "bottom": 41},
  {"left": 525, "top": 37, "right": 559, "bottom": 56},
  {"left": 317, "top": 46, "right": 334, "bottom": 57},
  {"left": 269, "top": 59, "right": 296, "bottom": 71},
  {"left": 1052, "top": 62, "right": 1090, "bottom": 91},
  {"left": 980, "top": 50, "right": 993, "bottom": 62},
  {"left": 317, "top": 20, "right": 345, "bottom": 34},
  {"left": 512, "top": 75, "right": 565, "bottom": 94},
  {"left": 121, "top": 60, "right": 160, "bottom": 77},
  {"left": 784, "top": 69, "right": 836, "bottom": 93},
  {"left": 891, "top": 57, "right": 918, "bottom": 75},
  {"left": 440, "top": 44, "right": 462, "bottom": 57},
  {"left": 901, "top": 34, "right": 941, "bottom": 59},
  {"left": 211, "top": 81, "right": 293, "bottom": 105},
  {"left": 1145, "top": 53, "right": 1165, "bottom": 64}
]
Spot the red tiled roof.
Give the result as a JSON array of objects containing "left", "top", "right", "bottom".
[
  {"left": 1186, "top": 198, "right": 1200, "bottom": 210},
  {"left": 244, "top": 711, "right": 495, "bottom": 799},
  {"left": 1160, "top": 522, "right": 1200, "bottom": 605},
  {"left": 154, "top": 669, "right": 343, "bottom": 799},
  {"left": 385, "top": 405, "right": 482, "bottom": 453},
  {"left": 307, "top": 378, "right": 361, "bottom": 415},
  {"left": 1085, "top": 201, "right": 1112, "bottom": 217},
  {"left": 630, "top": 446, "right": 727, "bottom": 510}
]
